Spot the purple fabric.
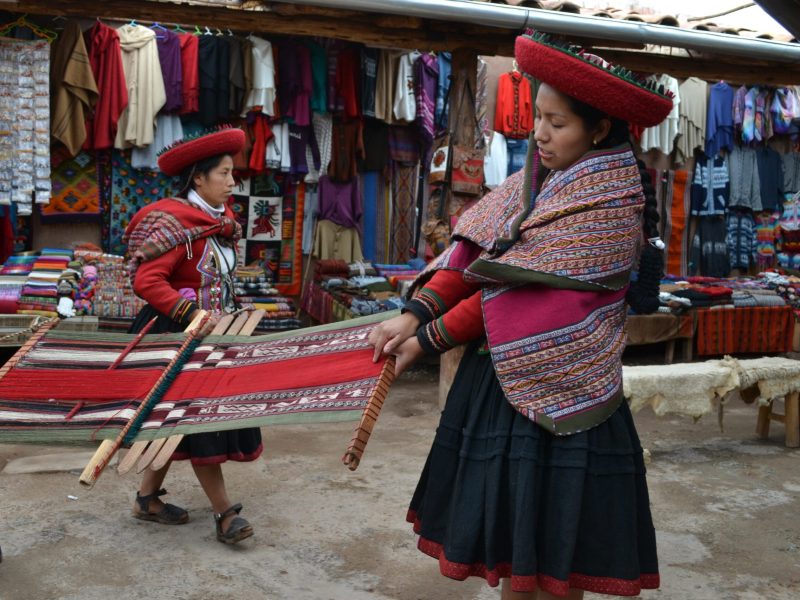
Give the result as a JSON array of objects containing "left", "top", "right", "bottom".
[
  {"left": 324, "top": 39, "right": 345, "bottom": 113},
  {"left": 706, "top": 81, "right": 734, "bottom": 157},
  {"left": 318, "top": 175, "right": 362, "bottom": 229},
  {"left": 415, "top": 54, "right": 439, "bottom": 164},
  {"left": 155, "top": 29, "right": 183, "bottom": 113},
  {"left": 288, "top": 124, "right": 320, "bottom": 182},
  {"left": 277, "top": 41, "right": 312, "bottom": 126}
]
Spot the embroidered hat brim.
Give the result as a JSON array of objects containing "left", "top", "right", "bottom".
[
  {"left": 515, "top": 33, "right": 673, "bottom": 128},
  {"left": 157, "top": 128, "right": 245, "bottom": 176}
]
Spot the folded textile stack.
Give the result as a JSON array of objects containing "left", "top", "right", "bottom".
[
  {"left": 233, "top": 266, "right": 300, "bottom": 331},
  {"left": 0, "top": 254, "right": 36, "bottom": 314},
  {"left": 16, "top": 249, "right": 73, "bottom": 318},
  {"left": 302, "top": 259, "right": 405, "bottom": 323}
]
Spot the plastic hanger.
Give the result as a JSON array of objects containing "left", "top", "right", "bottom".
[
  {"left": 0, "top": 15, "right": 57, "bottom": 42},
  {"left": 150, "top": 22, "right": 168, "bottom": 39},
  {"left": 173, "top": 23, "right": 187, "bottom": 34},
  {"left": 204, "top": 26, "right": 213, "bottom": 35},
  {"left": 511, "top": 59, "right": 519, "bottom": 73},
  {"left": 193, "top": 25, "right": 202, "bottom": 36}
]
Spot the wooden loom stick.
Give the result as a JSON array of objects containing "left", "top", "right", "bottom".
[
  {"left": 107, "top": 316, "right": 157, "bottom": 370},
  {"left": 0, "top": 319, "right": 58, "bottom": 383},
  {"left": 342, "top": 355, "right": 396, "bottom": 471},
  {"left": 118, "top": 314, "right": 236, "bottom": 474},
  {"left": 146, "top": 309, "right": 266, "bottom": 471},
  {"left": 79, "top": 311, "right": 209, "bottom": 487}
]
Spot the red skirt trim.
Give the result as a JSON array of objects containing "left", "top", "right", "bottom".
[
  {"left": 407, "top": 509, "right": 660, "bottom": 597},
  {"left": 171, "top": 442, "right": 264, "bottom": 466}
]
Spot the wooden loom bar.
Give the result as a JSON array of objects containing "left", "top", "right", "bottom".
[
  {"left": 0, "top": 319, "right": 58, "bottom": 382},
  {"left": 342, "top": 355, "right": 396, "bottom": 471},
  {"left": 79, "top": 310, "right": 210, "bottom": 487},
  {"left": 117, "top": 313, "right": 236, "bottom": 475}
]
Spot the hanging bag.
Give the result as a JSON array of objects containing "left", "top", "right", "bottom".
[
  {"left": 450, "top": 78, "right": 486, "bottom": 197},
  {"left": 428, "top": 80, "right": 452, "bottom": 185},
  {"left": 421, "top": 185, "right": 451, "bottom": 256}
]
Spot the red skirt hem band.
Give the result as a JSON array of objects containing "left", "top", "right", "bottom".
[
  {"left": 170, "top": 443, "right": 264, "bottom": 466},
  {"left": 406, "top": 509, "right": 660, "bottom": 597}
]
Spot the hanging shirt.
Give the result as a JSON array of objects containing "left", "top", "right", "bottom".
[
  {"left": 705, "top": 81, "right": 734, "bottom": 157},
  {"left": 393, "top": 51, "right": 421, "bottom": 123},
  {"left": 83, "top": 21, "right": 128, "bottom": 150},
  {"left": 305, "top": 112, "right": 333, "bottom": 184},
  {"left": 483, "top": 131, "right": 508, "bottom": 189},
  {"left": 360, "top": 118, "right": 390, "bottom": 173},
  {"left": 277, "top": 40, "right": 312, "bottom": 126},
  {"left": 726, "top": 209, "right": 756, "bottom": 271},
  {"left": 227, "top": 36, "right": 246, "bottom": 116},
  {"left": 324, "top": 39, "right": 345, "bottom": 113},
  {"left": 197, "top": 35, "right": 230, "bottom": 127},
  {"left": 288, "top": 124, "right": 320, "bottom": 182},
  {"left": 415, "top": 53, "right": 439, "bottom": 161},
  {"left": 782, "top": 152, "right": 800, "bottom": 194},
  {"left": 375, "top": 49, "right": 401, "bottom": 124},
  {"left": 674, "top": 77, "right": 707, "bottom": 164},
  {"left": 336, "top": 47, "right": 361, "bottom": 119},
  {"left": 244, "top": 35, "right": 275, "bottom": 116},
  {"left": 266, "top": 122, "right": 291, "bottom": 172},
  {"left": 361, "top": 47, "right": 379, "bottom": 118},
  {"left": 306, "top": 40, "right": 328, "bottom": 113},
  {"left": 177, "top": 33, "right": 199, "bottom": 115},
  {"left": 690, "top": 153, "right": 729, "bottom": 216},
  {"left": 154, "top": 28, "right": 182, "bottom": 113},
  {"left": 329, "top": 117, "right": 365, "bottom": 182},
  {"left": 640, "top": 74, "right": 680, "bottom": 155},
  {"left": 115, "top": 24, "right": 166, "bottom": 149},
  {"left": 131, "top": 114, "right": 183, "bottom": 169},
  {"left": 756, "top": 146, "right": 785, "bottom": 211},
  {"left": 50, "top": 20, "right": 98, "bottom": 156},
  {"left": 435, "top": 52, "right": 452, "bottom": 129},
  {"left": 494, "top": 71, "right": 533, "bottom": 139},
  {"left": 318, "top": 175, "right": 362, "bottom": 228},
  {"left": 728, "top": 146, "right": 762, "bottom": 211}
]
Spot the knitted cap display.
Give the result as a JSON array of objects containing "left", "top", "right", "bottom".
[
  {"left": 515, "top": 31, "right": 674, "bottom": 128},
  {"left": 157, "top": 127, "right": 245, "bottom": 176}
]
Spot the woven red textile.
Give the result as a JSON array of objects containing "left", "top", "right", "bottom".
[{"left": 695, "top": 306, "right": 794, "bottom": 356}]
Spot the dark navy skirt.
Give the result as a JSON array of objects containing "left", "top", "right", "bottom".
[
  {"left": 407, "top": 342, "right": 659, "bottom": 596},
  {"left": 129, "top": 305, "right": 263, "bottom": 466}
]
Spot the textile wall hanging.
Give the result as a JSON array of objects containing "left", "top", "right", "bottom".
[
  {"left": 108, "top": 149, "right": 181, "bottom": 255},
  {"left": 230, "top": 174, "right": 305, "bottom": 296},
  {"left": 0, "top": 38, "right": 50, "bottom": 215},
  {"left": 40, "top": 147, "right": 101, "bottom": 222},
  {"left": 0, "top": 313, "right": 397, "bottom": 471},
  {"left": 695, "top": 305, "right": 794, "bottom": 356},
  {"left": 391, "top": 163, "right": 417, "bottom": 263},
  {"left": 662, "top": 169, "right": 691, "bottom": 277}
]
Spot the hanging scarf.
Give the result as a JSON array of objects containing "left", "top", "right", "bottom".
[
  {"left": 418, "top": 145, "right": 645, "bottom": 435},
  {"left": 123, "top": 197, "right": 242, "bottom": 284}
]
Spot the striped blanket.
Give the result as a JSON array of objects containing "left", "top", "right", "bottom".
[{"left": 0, "top": 312, "right": 397, "bottom": 445}]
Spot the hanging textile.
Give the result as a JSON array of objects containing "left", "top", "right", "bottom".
[
  {"left": 0, "top": 37, "right": 51, "bottom": 214},
  {"left": 390, "top": 163, "right": 417, "bottom": 263},
  {"left": 695, "top": 306, "right": 793, "bottom": 356},
  {"left": 114, "top": 24, "right": 166, "bottom": 149},
  {"left": 177, "top": 32, "right": 199, "bottom": 115},
  {"left": 361, "top": 172, "right": 379, "bottom": 262},
  {"left": 230, "top": 174, "right": 305, "bottom": 295},
  {"left": 108, "top": 149, "right": 181, "bottom": 255},
  {"left": 40, "top": 146, "right": 101, "bottom": 222},
  {"left": 49, "top": 20, "right": 98, "bottom": 156},
  {"left": 83, "top": 21, "right": 128, "bottom": 150},
  {"left": 663, "top": 169, "right": 691, "bottom": 277},
  {"left": 675, "top": 77, "right": 707, "bottom": 164}
]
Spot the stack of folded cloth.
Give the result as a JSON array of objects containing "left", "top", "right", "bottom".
[
  {"left": 16, "top": 248, "right": 73, "bottom": 317},
  {"left": 0, "top": 254, "right": 37, "bottom": 314},
  {"left": 233, "top": 266, "right": 300, "bottom": 331},
  {"left": 731, "top": 289, "right": 787, "bottom": 307},
  {"left": 670, "top": 285, "right": 733, "bottom": 308}
]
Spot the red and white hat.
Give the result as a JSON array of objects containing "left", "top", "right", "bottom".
[
  {"left": 515, "top": 31, "right": 673, "bottom": 128},
  {"left": 157, "top": 127, "right": 245, "bottom": 177}
]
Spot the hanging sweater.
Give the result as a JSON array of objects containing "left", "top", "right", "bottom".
[
  {"left": 493, "top": 71, "right": 533, "bottom": 139},
  {"left": 114, "top": 24, "right": 166, "bottom": 149},
  {"left": 675, "top": 77, "right": 707, "bottom": 164}
]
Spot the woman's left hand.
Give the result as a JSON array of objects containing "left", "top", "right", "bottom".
[{"left": 390, "top": 336, "right": 425, "bottom": 377}]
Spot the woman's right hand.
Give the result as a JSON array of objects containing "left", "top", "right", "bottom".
[{"left": 368, "top": 312, "right": 421, "bottom": 362}]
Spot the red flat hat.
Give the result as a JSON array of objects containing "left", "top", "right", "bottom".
[
  {"left": 157, "top": 127, "right": 245, "bottom": 176},
  {"left": 515, "top": 31, "right": 673, "bottom": 128}
]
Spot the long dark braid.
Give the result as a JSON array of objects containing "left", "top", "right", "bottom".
[{"left": 563, "top": 96, "right": 664, "bottom": 314}]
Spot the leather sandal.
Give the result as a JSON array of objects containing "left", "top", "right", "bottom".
[
  {"left": 215, "top": 503, "right": 253, "bottom": 544},
  {"left": 132, "top": 488, "right": 189, "bottom": 525}
]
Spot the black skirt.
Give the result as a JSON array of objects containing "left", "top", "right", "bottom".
[
  {"left": 129, "top": 305, "right": 263, "bottom": 466},
  {"left": 407, "top": 342, "right": 659, "bottom": 596}
]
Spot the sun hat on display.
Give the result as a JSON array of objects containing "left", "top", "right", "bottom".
[
  {"left": 157, "top": 126, "right": 245, "bottom": 177},
  {"left": 514, "top": 30, "right": 674, "bottom": 128}
]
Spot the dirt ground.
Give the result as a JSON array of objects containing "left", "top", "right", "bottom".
[{"left": 1, "top": 364, "right": 799, "bottom": 600}]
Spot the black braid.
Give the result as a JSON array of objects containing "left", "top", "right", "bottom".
[
  {"left": 625, "top": 162, "right": 663, "bottom": 314},
  {"left": 557, "top": 94, "right": 664, "bottom": 314}
]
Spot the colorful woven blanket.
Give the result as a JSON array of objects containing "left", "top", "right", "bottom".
[{"left": 0, "top": 313, "right": 397, "bottom": 447}]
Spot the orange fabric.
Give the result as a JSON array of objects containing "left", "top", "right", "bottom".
[
  {"left": 695, "top": 306, "right": 794, "bottom": 356},
  {"left": 666, "top": 169, "right": 690, "bottom": 277}
]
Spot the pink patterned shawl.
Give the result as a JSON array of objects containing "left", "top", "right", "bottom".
[{"left": 418, "top": 145, "right": 644, "bottom": 434}]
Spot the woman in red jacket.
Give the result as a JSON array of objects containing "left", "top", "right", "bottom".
[{"left": 123, "top": 127, "right": 258, "bottom": 545}]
